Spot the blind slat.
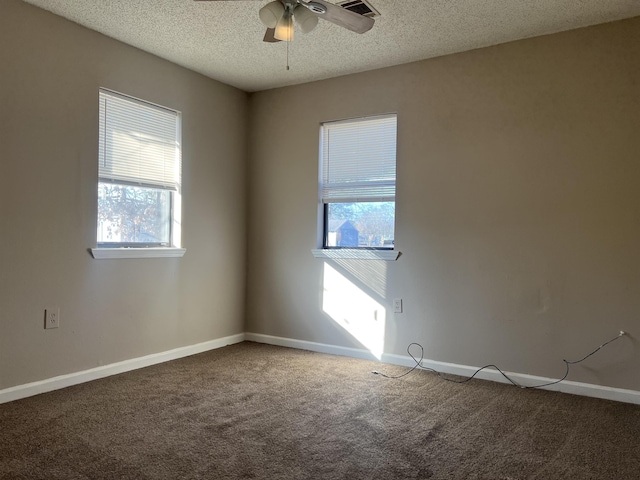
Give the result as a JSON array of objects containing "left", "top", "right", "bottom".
[
  {"left": 98, "top": 89, "right": 181, "bottom": 191},
  {"left": 320, "top": 114, "right": 397, "bottom": 203}
]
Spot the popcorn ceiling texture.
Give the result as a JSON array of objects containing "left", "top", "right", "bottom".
[{"left": 19, "top": 0, "right": 640, "bottom": 92}]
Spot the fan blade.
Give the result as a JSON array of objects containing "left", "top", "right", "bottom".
[
  {"left": 303, "top": 0, "right": 374, "bottom": 34},
  {"left": 263, "top": 28, "right": 281, "bottom": 43}
]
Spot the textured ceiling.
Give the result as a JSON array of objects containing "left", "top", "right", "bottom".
[{"left": 21, "top": 0, "right": 640, "bottom": 92}]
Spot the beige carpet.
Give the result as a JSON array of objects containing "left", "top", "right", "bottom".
[{"left": 1, "top": 342, "right": 639, "bottom": 479}]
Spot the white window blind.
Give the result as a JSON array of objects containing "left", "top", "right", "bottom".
[
  {"left": 98, "top": 89, "right": 181, "bottom": 191},
  {"left": 320, "top": 114, "right": 397, "bottom": 203}
]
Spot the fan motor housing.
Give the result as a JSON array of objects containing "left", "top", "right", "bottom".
[{"left": 306, "top": 2, "right": 327, "bottom": 14}]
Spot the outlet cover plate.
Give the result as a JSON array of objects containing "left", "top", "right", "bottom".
[
  {"left": 45, "top": 307, "right": 60, "bottom": 329},
  {"left": 393, "top": 298, "right": 403, "bottom": 313}
]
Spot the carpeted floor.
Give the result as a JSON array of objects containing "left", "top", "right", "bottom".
[{"left": 1, "top": 342, "right": 639, "bottom": 479}]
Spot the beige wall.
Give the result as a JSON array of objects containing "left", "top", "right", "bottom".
[
  {"left": 0, "top": 0, "right": 248, "bottom": 389},
  {"left": 2, "top": 0, "right": 638, "bottom": 394},
  {"left": 247, "top": 18, "right": 640, "bottom": 390}
]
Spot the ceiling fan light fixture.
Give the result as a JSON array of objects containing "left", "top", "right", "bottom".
[
  {"left": 294, "top": 5, "right": 319, "bottom": 34},
  {"left": 274, "top": 11, "right": 294, "bottom": 42},
  {"left": 259, "top": 1, "right": 285, "bottom": 29}
]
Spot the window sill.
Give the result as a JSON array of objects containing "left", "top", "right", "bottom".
[
  {"left": 311, "top": 249, "right": 400, "bottom": 261},
  {"left": 90, "top": 247, "right": 186, "bottom": 259}
]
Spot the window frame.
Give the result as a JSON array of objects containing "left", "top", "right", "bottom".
[
  {"left": 317, "top": 114, "right": 398, "bottom": 254},
  {"left": 91, "top": 88, "right": 185, "bottom": 259},
  {"left": 322, "top": 202, "right": 396, "bottom": 251},
  {"left": 97, "top": 182, "right": 174, "bottom": 248}
]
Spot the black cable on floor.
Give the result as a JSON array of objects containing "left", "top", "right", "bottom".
[{"left": 372, "top": 331, "right": 626, "bottom": 389}]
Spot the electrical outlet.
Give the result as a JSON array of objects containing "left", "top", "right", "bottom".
[
  {"left": 393, "top": 298, "right": 403, "bottom": 313},
  {"left": 44, "top": 308, "right": 60, "bottom": 329}
]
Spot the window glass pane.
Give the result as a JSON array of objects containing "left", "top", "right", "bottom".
[
  {"left": 97, "top": 183, "right": 171, "bottom": 245},
  {"left": 326, "top": 202, "right": 395, "bottom": 249}
]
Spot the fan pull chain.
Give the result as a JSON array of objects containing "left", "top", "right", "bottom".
[{"left": 286, "top": 35, "right": 290, "bottom": 70}]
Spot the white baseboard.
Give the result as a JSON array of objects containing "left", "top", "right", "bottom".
[
  {"left": 245, "top": 332, "right": 381, "bottom": 361},
  {"left": 0, "top": 333, "right": 246, "bottom": 405},
  {"left": 245, "top": 332, "right": 640, "bottom": 405},
  {"left": 4, "top": 332, "right": 638, "bottom": 406}
]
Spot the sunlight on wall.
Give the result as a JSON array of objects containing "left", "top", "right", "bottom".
[
  {"left": 322, "top": 262, "right": 386, "bottom": 359},
  {"left": 317, "top": 250, "right": 388, "bottom": 298}
]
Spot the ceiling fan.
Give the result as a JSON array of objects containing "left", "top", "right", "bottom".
[{"left": 195, "top": 0, "right": 375, "bottom": 42}]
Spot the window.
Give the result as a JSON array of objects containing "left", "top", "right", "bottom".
[
  {"left": 96, "top": 89, "right": 182, "bottom": 251},
  {"left": 319, "top": 114, "right": 397, "bottom": 249}
]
